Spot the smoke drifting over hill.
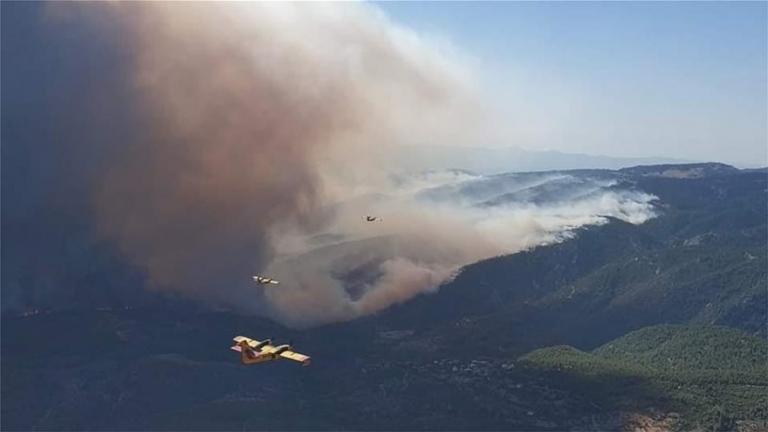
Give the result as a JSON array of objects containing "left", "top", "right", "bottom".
[
  {"left": 2, "top": 3, "right": 656, "bottom": 325},
  {"left": 261, "top": 172, "right": 657, "bottom": 326}
]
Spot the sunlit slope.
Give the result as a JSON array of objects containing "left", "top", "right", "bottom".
[{"left": 521, "top": 325, "right": 768, "bottom": 430}]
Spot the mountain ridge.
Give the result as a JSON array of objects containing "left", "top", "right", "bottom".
[{"left": 2, "top": 163, "right": 766, "bottom": 431}]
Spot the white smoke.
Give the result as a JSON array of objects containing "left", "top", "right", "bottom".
[{"left": 262, "top": 173, "right": 657, "bottom": 327}]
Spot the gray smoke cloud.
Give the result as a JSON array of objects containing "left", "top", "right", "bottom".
[{"left": 81, "top": 2, "right": 479, "bottom": 307}]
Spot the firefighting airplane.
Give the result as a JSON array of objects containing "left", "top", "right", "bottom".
[
  {"left": 252, "top": 275, "right": 279, "bottom": 285},
  {"left": 364, "top": 215, "right": 382, "bottom": 222},
  {"left": 231, "top": 336, "right": 311, "bottom": 366}
]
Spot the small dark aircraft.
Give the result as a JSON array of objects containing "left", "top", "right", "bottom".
[
  {"left": 364, "top": 216, "right": 382, "bottom": 222},
  {"left": 252, "top": 275, "right": 279, "bottom": 285}
]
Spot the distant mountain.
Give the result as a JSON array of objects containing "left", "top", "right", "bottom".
[
  {"left": 619, "top": 162, "right": 741, "bottom": 178},
  {"left": 742, "top": 167, "right": 768, "bottom": 173},
  {"left": 388, "top": 145, "right": 691, "bottom": 174}
]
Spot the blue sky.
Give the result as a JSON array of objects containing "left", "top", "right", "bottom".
[{"left": 377, "top": 1, "right": 767, "bottom": 166}]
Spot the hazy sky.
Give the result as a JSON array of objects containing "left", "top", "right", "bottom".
[{"left": 378, "top": 1, "right": 767, "bottom": 166}]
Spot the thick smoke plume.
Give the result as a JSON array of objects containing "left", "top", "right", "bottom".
[
  {"left": 3, "top": 3, "right": 656, "bottom": 324},
  {"left": 87, "top": 3, "right": 477, "bottom": 306}
]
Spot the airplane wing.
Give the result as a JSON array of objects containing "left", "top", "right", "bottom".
[
  {"left": 232, "top": 336, "right": 273, "bottom": 350},
  {"left": 280, "top": 350, "right": 311, "bottom": 366},
  {"left": 233, "top": 335, "right": 259, "bottom": 346}
]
